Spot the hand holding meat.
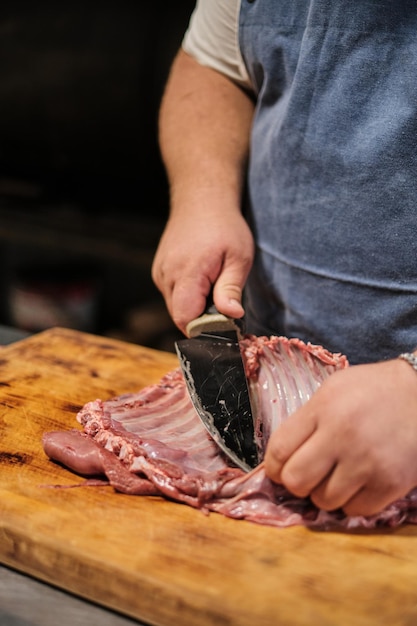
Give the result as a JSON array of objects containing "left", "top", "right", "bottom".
[
  {"left": 264, "top": 358, "right": 417, "bottom": 517},
  {"left": 152, "top": 206, "right": 254, "bottom": 334}
]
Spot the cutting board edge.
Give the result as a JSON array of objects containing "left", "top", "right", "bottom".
[{"left": 0, "top": 516, "right": 278, "bottom": 626}]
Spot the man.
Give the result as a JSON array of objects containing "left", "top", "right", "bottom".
[{"left": 152, "top": 0, "right": 417, "bottom": 517}]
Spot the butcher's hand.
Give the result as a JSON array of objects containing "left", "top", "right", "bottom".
[
  {"left": 152, "top": 207, "right": 254, "bottom": 334},
  {"left": 264, "top": 358, "right": 417, "bottom": 516}
]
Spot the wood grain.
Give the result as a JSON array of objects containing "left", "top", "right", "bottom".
[{"left": 1, "top": 327, "right": 417, "bottom": 626}]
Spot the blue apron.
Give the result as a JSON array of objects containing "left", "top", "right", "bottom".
[{"left": 239, "top": 0, "right": 417, "bottom": 363}]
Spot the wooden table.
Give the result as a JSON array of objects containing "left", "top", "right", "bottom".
[{"left": 2, "top": 327, "right": 417, "bottom": 626}]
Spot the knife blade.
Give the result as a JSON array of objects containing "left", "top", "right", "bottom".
[{"left": 175, "top": 304, "right": 258, "bottom": 472}]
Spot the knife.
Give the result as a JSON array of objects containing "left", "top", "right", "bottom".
[{"left": 175, "top": 303, "right": 258, "bottom": 472}]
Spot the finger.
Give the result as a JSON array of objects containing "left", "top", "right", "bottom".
[
  {"left": 341, "top": 486, "right": 396, "bottom": 518},
  {"left": 264, "top": 408, "right": 318, "bottom": 485},
  {"left": 212, "top": 260, "right": 252, "bottom": 319},
  {"left": 278, "top": 431, "right": 337, "bottom": 498},
  {"left": 213, "top": 279, "right": 245, "bottom": 319},
  {"left": 312, "top": 455, "right": 412, "bottom": 516},
  {"left": 309, "top": 460, "right": 367, "bottom": 512},
  {"left": 342, "top": 478, "right": 410, "bottom": 518}
]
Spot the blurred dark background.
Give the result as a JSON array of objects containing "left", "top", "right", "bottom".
[{"left": 0, "top": 1, "right": 196, "bottom": 350}]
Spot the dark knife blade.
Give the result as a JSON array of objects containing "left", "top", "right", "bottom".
[{"left": 175, "top": 309, "right": 258, "bottom": 472}]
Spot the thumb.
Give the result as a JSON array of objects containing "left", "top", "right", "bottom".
[{"left": 212, "top": 268, "right": 247, "bottom": 319}]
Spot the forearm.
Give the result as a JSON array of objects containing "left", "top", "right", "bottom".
[
  {"left": 158, "top": 49, "right": 255, "bottom": 218},
  {"left": 153, "top": 50, "right": 255, "bottom": 329}
]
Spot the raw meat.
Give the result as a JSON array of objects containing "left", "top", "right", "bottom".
[{"left": 42, "top": 335, "right": 417, "bottom": 530}]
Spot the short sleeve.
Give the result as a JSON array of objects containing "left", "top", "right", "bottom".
[{"left": 182, "top": 0, "right": 252, "bottom": 90}]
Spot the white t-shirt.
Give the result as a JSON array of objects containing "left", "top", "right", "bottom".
[{"left": 182, "top": 0, "right": 252, "bottom": 89}]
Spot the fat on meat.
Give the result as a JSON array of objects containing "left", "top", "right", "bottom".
[{"left": 42, "top": 335, "right": 417, "bottom": 530}]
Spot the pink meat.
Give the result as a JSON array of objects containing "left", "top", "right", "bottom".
[{"left": 42, "top": 335, "right": 417, "bottom": 530}]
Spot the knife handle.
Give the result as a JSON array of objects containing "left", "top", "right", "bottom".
[{"left": 186, "top": 302, "right": 243, "bottom": 338}]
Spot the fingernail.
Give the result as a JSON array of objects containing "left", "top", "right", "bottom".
[{"left": 229, "top": 299, "right": 244, "bottom": 313}]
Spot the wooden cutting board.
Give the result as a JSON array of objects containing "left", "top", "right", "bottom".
[{"left": 1, "top": 327, "right": 417, "bottom": 626}]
